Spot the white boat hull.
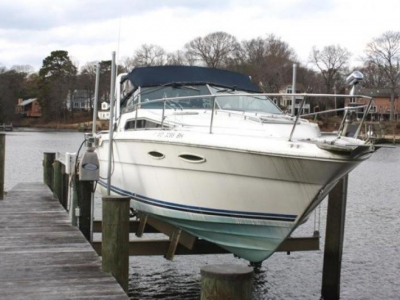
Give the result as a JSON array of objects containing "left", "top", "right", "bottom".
[{"left": 96, "top": 137, "right": 365, "bottom": 262}]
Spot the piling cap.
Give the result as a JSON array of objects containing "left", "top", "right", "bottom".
[
  {"left": 102, "top": 196, "right": 131, "bottom": 202},
  {"left": 201, "top": 264, "right": 253, "bottom": 280}
]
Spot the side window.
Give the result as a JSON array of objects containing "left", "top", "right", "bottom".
[
  {"left": 125, "top": 119, "right": 145, "bottom": 130},
  {"left": 125, "top": 119, "right": 162, "bottom": 130}
]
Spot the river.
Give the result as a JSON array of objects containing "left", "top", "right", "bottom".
[{"left": 3, "top": 130, "right": 400, "bottom": 299}]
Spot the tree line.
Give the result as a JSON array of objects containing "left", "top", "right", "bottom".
[{"left": 0, "top": 30, "right": 399, "bottom": 123}]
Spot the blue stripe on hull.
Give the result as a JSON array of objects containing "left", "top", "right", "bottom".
[
  {"left": 98, "top": 180, "right": 295, "bottom": 262},
  {"left": 98, "top": 180, "right": 297, "bottom": 222}
]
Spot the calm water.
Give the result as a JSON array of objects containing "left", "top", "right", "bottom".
[{"left": 3, "top": 131, "right": 400, "bottom": 300}]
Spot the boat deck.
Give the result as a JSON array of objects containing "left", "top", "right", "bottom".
[{"left": 0, "top": 182, "right": 128, "bottom": 300}]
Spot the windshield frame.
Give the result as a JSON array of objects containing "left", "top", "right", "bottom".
[
  {"left": 209, "top": 85, "right": 282, "bottom": 114},
  {"left": 120, "top": 83, "right": 283, "bottom": 115}
]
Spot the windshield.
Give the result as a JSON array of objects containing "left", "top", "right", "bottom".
[
  {"left": 122, "top": 85, "right": 212, "bottom": 112},
  {"left": 121, "top": 84, "right": 282, "bottom": 115},
  {"left": 211, "top": 86, "right": 282, "bottom": 114}
]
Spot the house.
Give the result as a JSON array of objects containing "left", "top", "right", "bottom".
[
  {"left": 344, "top": 88, "right": 399, "bottom": 121},
  {"left": 275, "top": 84, "right": 310, "bottom": 115},
  {"left": 67, "top": 90, "right": 93, "bottom": 111},
  {"left": 15, "top": 98, "right": 42, "bottom": 118},
  {"left": 98, "top": 102, "right": 110, "bottom": 120}
]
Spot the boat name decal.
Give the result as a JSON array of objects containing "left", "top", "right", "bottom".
[{"left": 156, "top": 132, "right": 184, "bottom": 139}]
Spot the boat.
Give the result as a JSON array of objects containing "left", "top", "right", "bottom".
[{"left": 95, "top": 65, "right": 376, "bottom": 263}]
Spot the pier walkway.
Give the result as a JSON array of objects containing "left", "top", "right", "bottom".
[{"left": 0, "top": 182, "right": 128, "bottom": 300}]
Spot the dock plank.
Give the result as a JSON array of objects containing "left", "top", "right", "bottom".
[{"left": 0, "top": 182, "right": 128, "bottom": 299}]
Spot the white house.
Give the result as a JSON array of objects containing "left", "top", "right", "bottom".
[
  {"left": 67, "top": 90, "right": 93, "bottom": 111},
  {"left": 98, "top": 102, "right": 110, "bottom": 120},
  {"left": 276, "top": 84, "right": 310, "bottom": 115}
]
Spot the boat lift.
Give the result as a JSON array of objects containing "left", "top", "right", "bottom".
[
  {"left": 65, "top": 53, "right": 382, "bottom": 299},
  {"left": 81, "top": 54, "right": 379, "bottom": 262}
]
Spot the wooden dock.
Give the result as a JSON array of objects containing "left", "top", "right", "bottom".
[{"left": 0, "top": 182, "right": 128, "bottom": 300}]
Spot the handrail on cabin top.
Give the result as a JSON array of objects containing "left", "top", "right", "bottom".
[{"left": 120, "top": 92, "right": 373, "bottom": 142}]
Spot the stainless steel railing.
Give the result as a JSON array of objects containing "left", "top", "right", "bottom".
[{"left": 122, "top": 92, "right": 373, "bottom": 141}]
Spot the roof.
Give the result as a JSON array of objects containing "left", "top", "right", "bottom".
[
  {"left": 279, "top": 83, "right": 305, "bottom": 93},
  {"left": 18, "top": 98, "right": 37, "bottom": 106},
  {"left": 122, "top": 66, "right": 260, "bottom": 93},
  {"left": 359, "top": 88, "right": 400, "bottom": 98}
]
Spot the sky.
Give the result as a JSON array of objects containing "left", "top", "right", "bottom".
[{"left": 0, "top": 0, "right": 398, "bottom": 71}]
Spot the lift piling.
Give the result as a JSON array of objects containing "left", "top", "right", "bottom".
[{"left": 0, "top": 133, "right": 4, "bottom": 200}]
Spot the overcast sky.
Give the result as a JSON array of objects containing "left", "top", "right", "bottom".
[{"left": 0, "top": 0, "right": 398, "bottom": 71}]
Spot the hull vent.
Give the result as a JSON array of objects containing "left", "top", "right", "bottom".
[
  {"left": 178, "top": 153, "right": 206, "bottom": 163},
  {"left": 148, "top": 151, "right": 165, "bottom": 159}
]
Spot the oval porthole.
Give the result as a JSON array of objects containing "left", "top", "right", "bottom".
[
  {"left": 148, "top": 151, "right": 165, "bottom": 160},
  {"left": 178, "top": 153, "right": 206, "bottom": 163}
]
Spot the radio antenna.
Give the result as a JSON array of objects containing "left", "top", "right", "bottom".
[{"left": 116, "top": 16, "right": 122, "bottom": 74}]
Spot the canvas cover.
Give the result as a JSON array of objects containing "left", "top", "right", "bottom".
[{"left": 122, "top": 66, "right": 260, "bottom": 93}]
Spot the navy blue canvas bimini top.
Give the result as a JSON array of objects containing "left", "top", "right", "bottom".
[{"left": 121, "top": 65, "right": 260, "bottom": 93}]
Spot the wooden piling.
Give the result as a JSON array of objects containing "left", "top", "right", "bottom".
[
  {"left": 70, "top": 174, "right": 79, "bottom": 226},
  {"left": 102, "top": 196, "right": 130, "bottom": 292},
  {"left": 61, "top": 164, "right": 69, "bottom": 210},
  {"left": 165, "top": 229, "right": 182, "bottom": 261},
  {"left": 43, "top": 152, "right": 55, "bottom": 191},
  {"left": 321, "top": 175, "right": 348, "bottom": 300},
  {"left": 53, "top": 160, "right": 63, "bottom": 205},
  {"left": 71, "top": 174, "right": 93, "bottom": 241},
  {"left": 0, "top": 134, "right": 5, "bottom": 200},
  {"left": 201, "top": 264, "right": 253, "bottom": 300}
]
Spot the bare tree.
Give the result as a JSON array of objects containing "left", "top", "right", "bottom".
[
  {"left": 184, "top": 32, "right": 240, "bottom": 68},
  {"left": 365, "top": 31, "right": 400, "bottom": 121},
  {"left": 358, "top": 62, "right": 390, "bottom": 89},
  {"left": 310, "top": 45, "right": 351, "bottom": 93},
  {"left": 132, "top": 44, "right": 167, "bottom": 66},
  {"left": 166, "top": 50, "right": 187, "bottom": 65},
  {"left": 11, "top": 65, "right": 35, "bottom": 74},
  {"left": 120, "top": 56, "right": 135, "bottom": 72},
  {"left": 236, "top": 35, "right": 296, "bottom": 92},
  {"left": 77, "top": 61, "right": 99, "bottom": 113}
]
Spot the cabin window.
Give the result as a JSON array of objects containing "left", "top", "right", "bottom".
[{"left": 125, "top": 119, "right": 162, "bottom": 130}]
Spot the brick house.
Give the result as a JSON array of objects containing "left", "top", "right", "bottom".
[
  {"left": 15, "top": 98, "right": 42, "bottom": 118},
  {"left": 345, "top": 88, "right": 399, "bottom": 121}
]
